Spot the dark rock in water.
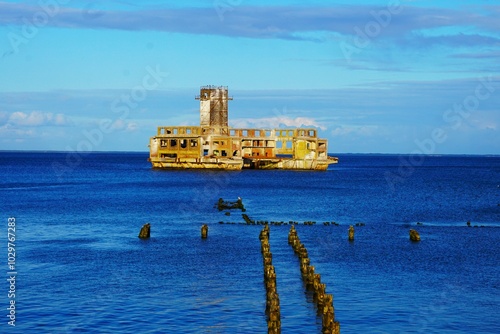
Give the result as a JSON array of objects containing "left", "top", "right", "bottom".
[
  {"left": 348, "top": 225, "right": 354, "bottom": 241},
  {"left": 201, "top": 224, "right": 208, "bottom": 238},
  {"left": 217, "top": 197, "right": 245, "bottom": 211},
  {"left": 409, "top": 229, "right": 420, "bottom": 242},
  {"left": 138, "top": 223, "right": 151, "bottom": 239}
]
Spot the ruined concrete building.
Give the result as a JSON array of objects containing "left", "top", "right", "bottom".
[{"left": 149, "top": 86, "right": 338, "bottom": 170}]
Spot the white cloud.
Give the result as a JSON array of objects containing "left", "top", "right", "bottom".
[
  {"left": 53, "top": 113, "right": 69, "bottom": 126},
  {"left": 111, "top": 119, "right": 126, "bottom": 130},
  {"left": 0, "top": 123, "right": 36, "bottom": 138},
  {"left": 471, "top": 120, "right": 497, "bottom": 131},
  {"left": 9, "top": 111, "right": 44, "bottom": 126},
  {"left": 7, "top": 111, "right": 71, "bottom": 127},
  {"left": 331, "top": 125, "right": 379, "bottom": 136},
  {"left": 110, "top": 119, "right": 138, "bottom": 132},
  {"left": 230, "top": 116, "right": 326, "bottom": 130},
  {"left": 126, "top": 122, "right": 138, "bottom": 132}
]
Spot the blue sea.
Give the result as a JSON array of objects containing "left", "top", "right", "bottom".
[{"left": 1, "top": 152, "right": 499, "bottom": 333}]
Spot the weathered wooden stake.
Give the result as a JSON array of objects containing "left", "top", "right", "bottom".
[
  {"left": 348, "top": 225, "right": 355, "bottom": 241},
  {"left": 409, "top": 229, "right": 420, "bottom": 242},
  {"left": 138, "top": 223, "right": 150, "bottom": 239},
  {"left": 201, "top": 224, "right": 208, "bottom": 238}
]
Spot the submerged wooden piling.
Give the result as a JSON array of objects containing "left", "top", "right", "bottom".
[{"left": 138, "top": 223, "right": 151, "bottom": 239}]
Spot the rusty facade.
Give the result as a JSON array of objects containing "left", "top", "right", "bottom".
[{"left": 149, "top": 86, "right": 338, "bottom": 170}]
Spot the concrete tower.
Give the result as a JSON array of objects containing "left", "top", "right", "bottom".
[{"left": 196, "top": 86, "right": 232, "bottom": 134}]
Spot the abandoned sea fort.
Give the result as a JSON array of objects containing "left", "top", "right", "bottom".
[{"left": 149, "top": 86, "right": 338, "bottom": 170}]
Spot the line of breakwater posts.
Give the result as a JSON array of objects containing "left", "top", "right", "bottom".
[
  {"left": 224, "top": 216, "right": 344, "bottom": 226},
  {"left": 288, "top": 225, "right": 340, "bottom": 334},
  {"left": 260, "top": 224, "right": 281, "bottom": 333}
]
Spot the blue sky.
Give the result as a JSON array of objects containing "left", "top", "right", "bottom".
[{"left": 0, "top": 0, "right": 499, "bottom": 154}]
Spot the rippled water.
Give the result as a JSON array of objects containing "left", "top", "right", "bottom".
[{"left": 1, "top": 152, "right": 499, "bottom": 333}]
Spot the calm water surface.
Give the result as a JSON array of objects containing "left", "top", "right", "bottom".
[{"left": 1, "top": 152, "right": 499, "bottom": 333}]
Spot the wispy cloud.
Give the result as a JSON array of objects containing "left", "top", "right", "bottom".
[
  {"left": 6, "top": 111, "right": 71, "bottom": 127},
  {"left": 1, "top": 2, "right": 499, "bottom": 45},
  {"left": 397, "top": 33, "right": 500, "bottom": 49},
  {"left": 449, "top": 50, "right": 500, "bottom": 59},
  {"left": 331, "top": 125, "right": 379, "bottom": 137},
  {"left": 110, "top": 118, "right": 139, "bottom": 132},
  {"left": 230, "top": 116, "right": 326, "bottom": 130},
  {"left": 0, "top": 110, "right": 71, "bottom": 145}
]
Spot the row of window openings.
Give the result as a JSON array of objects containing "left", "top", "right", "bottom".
[
  {"left": 204, "top": 149, "right": 229, "bottom": 157},
  {"left": 162, "top": 139, "right": 318, "bottom": 150},
  {"left": 235, "top": 141, "right": 295, "bottom": 149},
  {"left": 160, "top": 128, "right": 197, "bottom": 135},
  {"left": 229, "top": 130, "right": 316, "bottom": 137},
  {"left": 277, "top": 142, "right": 293, "bottom": 149},
  {"left": 160, "top": 139, "right": 198, "bottom": 148},
  {"left": 204, "top": 149, "right": 271, "bottom": 158},
  {"left": 160, "top": 150, "right": 324, "bottom": 159},
  {"left": 160, "top": 150, "right": 231, "bottom": 158},
  {"left": 160, "top": 128, "right": 316, "bottom": 137},
  {"left": 230, "top": 130, "right": 273, "bottom": 137}
]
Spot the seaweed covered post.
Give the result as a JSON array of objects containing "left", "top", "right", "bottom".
[
  {"left": 409, "top": 229, "right": 420, "bottom": 242},
  {"left": 236, "top": 197, "right": 245, "bottom": 211},
  {"left": 201, "top": 224, "right": 209, "bottom": 239},
  {"left": 348, "top": 225, "right": 354, "bottom": 241},
  {"left": 138, "top": 223, "right": 151, "bottom": 239},
  {"left": 217, "top": 198, "right": 224, "bottom": 211}
]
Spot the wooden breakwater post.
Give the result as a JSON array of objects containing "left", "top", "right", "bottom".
[
  {"left": 260, "top": 224, "right": 281, "bottom": 333},
  {"left": 201, "top": 224, "right": 208, "bottom": 239},
  {"left": 409, "top": 229, "right": 420, "bottom": 242},
  {"left": 348, "top": 225, "right": 354, "bottom": 241},
  {"left": 138, "top": 223, "right": 151, "bottom": 239},
  {"left": 288, "top": 225, "right": 340, "bottom": 334}
]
